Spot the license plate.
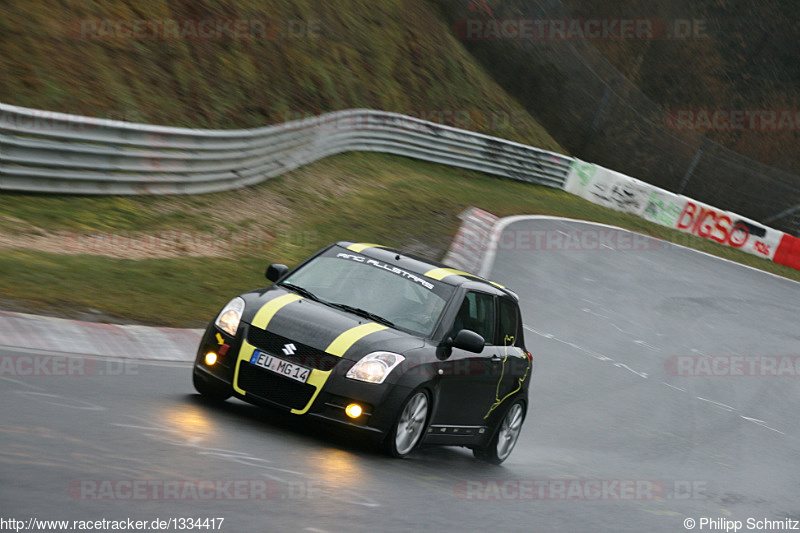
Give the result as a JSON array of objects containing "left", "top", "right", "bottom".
[{"left": 250, "top": 350, "right": 311, "bottom": 383}]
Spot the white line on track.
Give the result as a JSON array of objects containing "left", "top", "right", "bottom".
[
  {"left": 0, "top": 376, "right": 44, "bottom": 390},
  {"left": 14, "top": 391, "right": 105, "bottom": 411},
  {"left": 740, "top": 416, "right": 786, "bottom": 435},
  {"left": 696, "top": 397, "right": 737, "bottom": 412},
  {"left": 661, "top": 382, "right": 686, "bottom": 393}
]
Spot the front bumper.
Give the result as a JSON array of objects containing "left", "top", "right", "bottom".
[{"left": 193, "top": 321, "right": 411, "bottom": 438}]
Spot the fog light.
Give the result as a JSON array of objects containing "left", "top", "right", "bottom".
[
  {"left": 205, "top": 352, "right": 218, "bottom": 366},
  {"left": 345, "top": 403, "right": 363, "bottom": 419}
]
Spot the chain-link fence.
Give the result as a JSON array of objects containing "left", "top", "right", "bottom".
[{"left": 434, "top": 0, "right": 800, "bottom": 235}]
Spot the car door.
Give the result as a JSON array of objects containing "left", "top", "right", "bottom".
[{"left": 431, "top": 290, "right": 504, "bottom": 430}]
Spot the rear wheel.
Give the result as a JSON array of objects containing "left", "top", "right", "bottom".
[
  {"left": 473, "top": 399, "right": 525, "bottom": 464},
  {"left": 385, "top": 390, "right": 429, "bottom": 458},
  {"left": 192, "top": 371, "right": 231, "bottom": 402}
]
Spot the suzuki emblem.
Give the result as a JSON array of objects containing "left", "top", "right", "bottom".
[{"left": 282, "top": 343, "right": 297, "bottom": 356}]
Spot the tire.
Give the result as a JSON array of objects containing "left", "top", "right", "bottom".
[
  {"left": 385, "top": 390, "right": 430, "bottom": 458},
  {"left": 473, "top": 399, "right": 525, "bottom": 465},
  {"left": 193, "top": 370, "right": 231, "bottom": 402}
]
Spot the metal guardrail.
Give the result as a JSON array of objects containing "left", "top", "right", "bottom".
[{"left": 0, "top": 104, "right": 572, "bottom": 195}]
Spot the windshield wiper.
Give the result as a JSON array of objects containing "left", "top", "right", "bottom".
[
  {"left": 280, "top": 282, "right": 322, "bottom": 302},
  {"left": 328, "top": 303, "right": 397, "bottom": 328}
]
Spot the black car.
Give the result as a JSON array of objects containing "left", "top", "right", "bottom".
[{"left": 192, "top": 242, "right": 532, "bottom": 463}]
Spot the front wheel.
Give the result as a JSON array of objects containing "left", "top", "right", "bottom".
[
  {"left": 193, "top": 371, "right": 231, "bottom": 402},
  {"left": 473, "top": 399, "right": 526, "bottom": 464},
  {"left": 385, "top": 390, "right": 430, "bottom": 458}
]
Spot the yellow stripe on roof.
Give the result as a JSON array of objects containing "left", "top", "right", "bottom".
[
  {"left": 424, "top": 267, "right": 505, "bottom": 288},
  {"left": 347, "top": 243, "right": 386, "bottom": 253},
  {"left": 424, "top": 267, "right": 472, "bottom": 280},
  {"left": 325, "top": 322, "right": 388, "bottom": 357}
]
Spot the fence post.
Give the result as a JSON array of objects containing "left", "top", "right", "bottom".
[
  {"left": 677, "top": 138, "right": 710, "bottom": 194},
  {"left": 764, "top": 204, "right": 800, "bottom": 236},
  {"left": 579, "top": 78, "right": 621, "bottom": 153}
]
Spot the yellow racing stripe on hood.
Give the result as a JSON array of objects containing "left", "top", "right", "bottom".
[
  {"left": 325, "top": 322, "right": 388, "bottom": 357},
  {"left": 250, "top": 293, "right": 303, "bottom": 330},
  {"left": 234, "top": 293, "right": 303, "bottom": 396},
  {"left": 289, "top": 322, "right": 388, "bottom": 415}
]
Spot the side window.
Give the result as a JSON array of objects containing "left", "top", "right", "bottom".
[
  {"left": 454, "top": 291, "right": 495, "bottom": 344},
  {"left": 498, "top": 297, "right": 520, "bottom": 347}
]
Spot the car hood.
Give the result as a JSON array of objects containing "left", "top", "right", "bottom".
[{"left": 241, "top": 287, "right": 426, "bottom": 361}]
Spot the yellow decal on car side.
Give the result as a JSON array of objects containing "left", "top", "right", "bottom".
[{"left": 483, "top": 336, "right": 530, "bottom": 420}]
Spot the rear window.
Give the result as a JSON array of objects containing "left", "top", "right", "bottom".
[{"left": 498, "top": 297, "right": 520, "bottom": 347}]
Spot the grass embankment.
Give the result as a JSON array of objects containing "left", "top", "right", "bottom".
[
  {"left": 2, "top": 152, "right": 798, "bottom": 327},
  {"left": 0, "top": 0, "right": 561, "bottom": 150}
]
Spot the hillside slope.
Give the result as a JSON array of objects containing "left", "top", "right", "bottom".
[
  {"left": 0, "top": 0, "right": 562, "bottom": 151},
  {"left": 432, "top": 0, "right": 800, "bottom": 233},
  {"left": 561, "top": 0, "right": 800, "bottom": 174}
]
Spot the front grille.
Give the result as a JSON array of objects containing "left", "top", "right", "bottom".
[
  {"left": 247, "top": 326, "right": 339, "bottom": 371},
  {"left": 237, "top": 362, "right": 316, "bottom": 410}
]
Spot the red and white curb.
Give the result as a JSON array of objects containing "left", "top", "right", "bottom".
[
  {"left": 0, "top": 309, "right": 201, "bottom": 361},
  {"left": 442, "top": 207, "right": 499, "bottom": 273}
]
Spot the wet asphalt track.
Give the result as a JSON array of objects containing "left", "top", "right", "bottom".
[{"left": 2, "top": 217, "right": 800, "bottom": 532}]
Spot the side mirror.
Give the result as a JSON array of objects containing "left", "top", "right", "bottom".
[
  {"left": 266, "top": 263, "right": 289, "bottom": 282},
  {"left": 451, "top": 329, "right": 485, "bottom": 354}
]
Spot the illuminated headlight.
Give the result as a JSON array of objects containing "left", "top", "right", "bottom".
[
  {"left": 346, "top": 352, "right": 405, "bottom": 384},
  {"left": 215, "top": 297, "right": 245, "bottom": 336}
]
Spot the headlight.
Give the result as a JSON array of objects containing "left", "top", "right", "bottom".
[
  {"left": 346, "top": 352, "right": 405, "bottom": 384},
  {"left": 215, "top": 297, "right": 245, "bottom": 336}
]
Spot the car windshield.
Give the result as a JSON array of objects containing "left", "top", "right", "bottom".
[{"left": 281, "top": 247, "right": 455, "bottom": 336}]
